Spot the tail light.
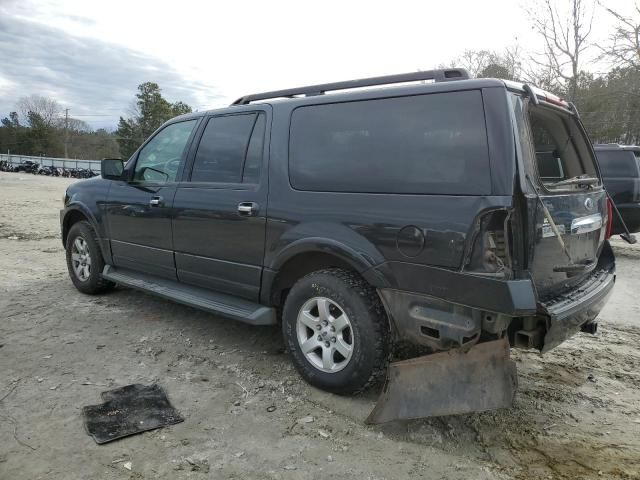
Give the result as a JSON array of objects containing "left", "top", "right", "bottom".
[
  {"left": 464, "top": 210, "right": 512, "bottom": 277},
  {"left": 605, "top": 197, "right": 613, "bottom": 240}
]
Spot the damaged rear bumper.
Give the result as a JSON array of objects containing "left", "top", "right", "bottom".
[
  {"left": 377, "top": 263, "right": 538, "bottom": 351},
  {"left": 540, "top": 253, "right": 616, "bottom": 353}
]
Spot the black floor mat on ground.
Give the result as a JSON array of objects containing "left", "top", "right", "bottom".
[{"left": 82, "top": 383, "right": 184, "bottom": 444}]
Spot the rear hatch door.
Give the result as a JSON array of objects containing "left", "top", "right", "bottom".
[{"left": 510, "top": 93, "right": 609, "bottom": 298}]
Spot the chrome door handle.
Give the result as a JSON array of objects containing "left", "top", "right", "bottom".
[
  {"left": 238, "top": 202, "right": 258, "bottom": 216},
  {"left": 149, "top": 196, "right": 164, "bottom": 207}
]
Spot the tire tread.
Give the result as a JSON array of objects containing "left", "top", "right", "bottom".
[
  {"left": 283, "top": 268, "right": 390, "bottom": 395},
  {"left": 65, "top": 220, "right": 114, "bottom": 294}
]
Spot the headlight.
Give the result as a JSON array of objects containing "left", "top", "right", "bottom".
[{"left": 63, "top": 191, "right": 69, "bottom": 207}]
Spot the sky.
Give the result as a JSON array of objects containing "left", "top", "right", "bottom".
[{"left": 0, "top": 0, "right": 632, "bottom": 129}]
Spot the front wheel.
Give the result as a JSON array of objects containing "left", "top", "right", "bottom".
[
  {"left": 65, "top": 221, "right": 114, "bottom": 294},
  {"left": 282, "top": 268, "right": 390, "bottom": 395}
]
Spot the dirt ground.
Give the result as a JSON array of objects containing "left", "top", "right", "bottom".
[{"left": 1, "top": 171, "right": 639, "bottom": 480}]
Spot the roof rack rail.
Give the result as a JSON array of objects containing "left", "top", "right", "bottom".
[{"left": 231, "top": 68, "right": 470, "bottom": 105}]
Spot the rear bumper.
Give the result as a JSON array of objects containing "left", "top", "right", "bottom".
[
  {"left": 539, "top": 246, "right": 616, "bottom": 352},
  {"left": 377, "top": 268, "right": 538, "bottom": 351},
  {"left": 377, "top": 245, "right": 615, "bottom": 352},
  {"left": 612, "top": 202, "right": 640, "bottom": 234}
]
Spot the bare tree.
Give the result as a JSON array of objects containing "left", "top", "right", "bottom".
[
  {"left": 501, "top": 44, "right": 526, "bottom": 80},
  {"left": 455, "top": 50, "right": 495, "bottom": 78},
  {"left": 527, "top": 0, "right": 595, "bottom": 102},
  {"left": 15, "top": 95, "right": 62, "bottom": 128},
  {"left": 599, "top": 2, "right": 640, "bottom": 69},
  {"left": 453, "top": 45, "right": 524, "bottom": 80},
  {"left": 67, "top": 118, "right": 91, "bottom": 133}
]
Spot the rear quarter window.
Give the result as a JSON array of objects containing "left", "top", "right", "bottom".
[
  {"left": 288, "top": 90, "right": 491, "bottom": 195},
  {"left": 596, "top": 150, "right": 640, "bottom": 178}
]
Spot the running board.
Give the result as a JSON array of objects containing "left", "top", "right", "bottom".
[{"left": 102, "top": 265, "right": 277, "bottom": 326}]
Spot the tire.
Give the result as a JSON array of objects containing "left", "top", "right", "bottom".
[
  {"left": 282, "top": 268, "right": 390, "bottom": 395},
  {"left": 65, "top": 220, "right": 114, "bottom": 294}
]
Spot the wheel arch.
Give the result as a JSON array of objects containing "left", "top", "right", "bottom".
[
  {"left": 262, "top": 238, "right": 391, "bottom": 307},
  {"left": 61, "top": 205, "right": 111, "bottom": 263},
  {"left": 62, "top": 207, "right": 92, "bottom": 244}
]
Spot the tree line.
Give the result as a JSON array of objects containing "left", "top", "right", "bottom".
[
  {"left": 0, "top": 82, "right": 191, "bottom": 160},
  {"left": 0, "top": 0, "right": 638, "bottom": 159},
  {"left": 0, "top": 95, "right": 121, "bottom": 160},
  {"left": 453, "top": 0, "right": 640, "bottom": 144}
]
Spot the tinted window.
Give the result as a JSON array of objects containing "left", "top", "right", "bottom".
[
  {"left": 536, "top": 150, "right": 564, "bottom": 179},
  {"left": 134, "top": 120, "right": 197, "bottom": 182},
  {"left": 289, "top": 91, "right": 490, "bottom": 194},
  {"left": 243, "top": 113, "right": 266, "bottom": 184},
  {"left": 596, "top": 150, "right": 639, "bottom": 178},
  {"left": 191, "top": 113, "right": 261, "bottom": 183}
]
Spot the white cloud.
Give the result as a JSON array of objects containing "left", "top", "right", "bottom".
[{"left": 0, "top": 0, "right": 630, "bottom": 128}]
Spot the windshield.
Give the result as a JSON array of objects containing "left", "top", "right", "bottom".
[{"left": 510, "top": 93, "right": 601, "bottom": 191}]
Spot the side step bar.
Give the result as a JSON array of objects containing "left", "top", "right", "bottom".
[{"left": 102, "top": 265, "right": 277, "bottom": 326}]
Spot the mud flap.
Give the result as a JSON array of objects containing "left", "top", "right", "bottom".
[{"left": 366, "top": 338, "right": 517, "bottom": 424}]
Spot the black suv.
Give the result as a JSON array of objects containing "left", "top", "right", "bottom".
[
  {"left": 61, "top": 69, "right": 615, "bottom": 394},
  {"left": 594, "top": 144, "right": 640, "bottom": 234}
]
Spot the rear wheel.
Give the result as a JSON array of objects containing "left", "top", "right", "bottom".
[
  {"left": 282, "top": 268, "right": 390, "bottom": 394},
  {"left": 65, "top": 221, "right": 114, "bottom": 294}
]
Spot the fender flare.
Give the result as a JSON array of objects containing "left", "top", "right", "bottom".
[
  {"left": 61, "top": 203, "right": 111, "bottom": 262},
  {"left": 262, "top": 237, "right": 392, "bottom": 305},
  {"left": 62, "top": 203, "right": 100, "bottom": 238},
  {"left": 270, "top": 237, "right": 376, "bottom": 271}
]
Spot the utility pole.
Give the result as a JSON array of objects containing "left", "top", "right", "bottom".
[{"left": 64, "top": 108, "right": 69, "bottom": 158}]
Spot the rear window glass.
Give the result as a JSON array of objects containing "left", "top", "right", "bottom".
[
  {"left": 528, "top": 106, "right": 598, "bottom": 183},
  {"left": 595, "top": 150, "right": 639, "bottom": 178},
  {"left": 288, "top": 91, "right": 491, "bottom": 195}
]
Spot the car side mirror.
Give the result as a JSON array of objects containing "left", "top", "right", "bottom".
[
  {"left": 140, "top": 166, "right": 169, "bottom": 183},
  {"left": 101, "top": 158, "right": 125, "bottom": 180}
]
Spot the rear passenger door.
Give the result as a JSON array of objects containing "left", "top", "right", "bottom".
[{"left": 172, "top": 108, "right": 270, "bottom": 301}]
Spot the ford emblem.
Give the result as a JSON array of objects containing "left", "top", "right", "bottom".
[{"left": 584, "top": 198, "right": 594, "bottom": 211}]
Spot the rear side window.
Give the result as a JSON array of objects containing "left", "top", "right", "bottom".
[
  {"left": 289, "top": 91, "right": 491, "bottom": 195},
  {"left": 596, "top": 150, "right": 639, "bottom": 178},
  {"left": 191, "top": 113, "right": 265, "bottom": 183}
]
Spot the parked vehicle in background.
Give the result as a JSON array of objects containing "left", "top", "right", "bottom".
[
  {"left": 594, "top": 144, "right": 640, "bottom": 234},
  {"left": 60, "top": 69, "right": 616, "bottom": 421},
  {"left": 0, "top": 159, "right": 99, "bottom": 178}
]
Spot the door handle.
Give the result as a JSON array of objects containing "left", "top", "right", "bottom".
[
  {"left": 238, "top": 202, "right": 258, "bottom": 216},
  {"left": 149, "top": 196, "right": 164, "bottom": 207}
]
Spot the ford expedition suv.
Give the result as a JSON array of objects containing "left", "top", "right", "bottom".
[{"left": 61, "top": 69, "right": 615, "bottom": 396}]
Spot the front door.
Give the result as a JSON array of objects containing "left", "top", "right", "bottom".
[
  {"left": 172, "top": 109, "right": 270, "bottom": 300},
  {"left": 106, "top": 118, "right": 199, "bottom": 279}
]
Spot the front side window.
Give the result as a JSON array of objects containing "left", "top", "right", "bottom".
[
  {"left": 133, "top": 120, "right": 197, "bottom": 182},
  {"left": 191, "top": 113, "right": 265, "bottom": 184},
  {"left": 288, "top": 91, "right": 491, "bottom": 195}
]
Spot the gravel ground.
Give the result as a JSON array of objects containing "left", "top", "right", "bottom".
[{"left": 1, "top": 172, "right": 639, "bottom": 480}]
